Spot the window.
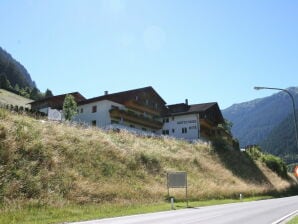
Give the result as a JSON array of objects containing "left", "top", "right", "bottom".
[
  {"left": 182, "top": 127, "right": 187, "bottom": 134},
  {"left": 162, "top": 130, "right": 169, "bottom": 135},
  {"left": 172, "top": 129, "right": 175, "bottom": 133},
  {"left": 92, "top": 105, "right": 97, "bottom": 113},
  {"left": 80, "top": 108, "right": 83, "bottom": 113},
  {"left": 91, "top": 120, "right": 96, "bottom": 126},
  {"left": 163, "top": 118, "right": 169, "bottom": 123}
]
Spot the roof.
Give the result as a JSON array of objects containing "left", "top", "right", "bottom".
[
  {"left": 29, "top": 92, "right": 86, "bottom": 105},
  {"left": 167, "top": 102, "right": 224, "bottom": 124},
  {"left": 167, "top": 102, "right": 217, "bottom": 114},
  {"left": 78, "top": 86, "right": 166, "bottom": 105}
]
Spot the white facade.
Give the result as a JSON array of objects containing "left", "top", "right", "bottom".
[
  {"left": 160, "top": 113, "right": 200, "bottom": 140},
  {"left": 73, "top": 100, "right": 159, "bottom": 134},
  {"left": 73, "top": 99, "right": 202, "bottom": 141},
  {"left": 73, "top": 100, "right": 124, "bottom": 127}
]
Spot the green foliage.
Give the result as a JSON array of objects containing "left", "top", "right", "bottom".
[
  {"left": 222, "top": 119, "right": 233, "bottom": 135},
  {"left": 245, "top": 146, "right": 263, "bottom": 160},
  {"left": 63, "top": 94, "right": 78, "bottom": 121},
  {"left": 44, "top": 88, "right": 53, "bottom": 98},
  {"left": 261, "top": 154, "right": 288, "bottom": 178},
  {"left": 245, "top": 146, "right": 288, "bottom": 178},
  {"left": 0, "top": 74, "right": 12, "bottom": 90}
]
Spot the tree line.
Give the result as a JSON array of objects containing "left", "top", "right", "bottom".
[
  {"left": 0, "top": 46, "right": 54, "bottom": 100},
  {"left": 0, "top": 74, "right": 53, "bottom": 100}
]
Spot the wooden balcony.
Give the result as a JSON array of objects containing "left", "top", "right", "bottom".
[
  {"left": 124, "top": 100, "right": 160, "bottom": 116},
  {"left": 109, "top": 108, "right": 163, "bottom": 130}
]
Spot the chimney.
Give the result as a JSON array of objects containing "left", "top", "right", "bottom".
[
  {"left": 104, "top": 91, "right": 108, "bottom": 95},
  {"left": 185, "top": 99, "right": 188, "bottom": 105}
]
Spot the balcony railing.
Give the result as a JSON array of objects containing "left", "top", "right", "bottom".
[
  {"left": 109, "top": 108, "right": 163, "bottom": 130},
  {"left": 124, "top": 100, "right": 160, "bottom": 116}
]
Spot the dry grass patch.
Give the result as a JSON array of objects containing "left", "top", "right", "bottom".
[{"left": 0, "top": 108, "right": 297, "bottom": 210}]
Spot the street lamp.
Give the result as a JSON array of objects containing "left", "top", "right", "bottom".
[{"left": 254, "top": 86, "right": 298, "bottom": 152}]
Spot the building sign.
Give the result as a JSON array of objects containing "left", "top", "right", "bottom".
[{"left": 177, "top": 120, "right": 197, "bottom": 125}]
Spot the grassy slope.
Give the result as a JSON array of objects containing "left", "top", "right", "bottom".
[
  {"left": 0, "top": 108, "right": 297, "bottom": 209},
  {"left": 0, "top": 89, "right": 32, "bottom": 108}
]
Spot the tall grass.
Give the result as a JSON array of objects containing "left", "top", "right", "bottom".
[{"left": 0, "top": 108, "right": 296, "bottom": 211}]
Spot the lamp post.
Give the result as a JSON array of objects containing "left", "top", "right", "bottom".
[{"left": 254, "top": 86, "right": 298, "bottom": 152}]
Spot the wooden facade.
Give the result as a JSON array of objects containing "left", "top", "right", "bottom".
[{"left": 29, "top": 92, "right": 86, "bottom": 111}]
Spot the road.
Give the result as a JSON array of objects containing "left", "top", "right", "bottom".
[{"left": 70, "top": 196, "right": 298, "bottom": 224}]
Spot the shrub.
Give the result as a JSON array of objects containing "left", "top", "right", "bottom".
[
  {"left": 246, "top": 146, "right": 288, "bottom": 179},
  {"left": 262, "top": 154, "right": 288, "bottom": 178}
]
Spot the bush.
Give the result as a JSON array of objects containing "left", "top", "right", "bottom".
[
  {"left": 262, "top": 154, "right": 288, "bottom": 178},
  {"left": 245, "top": 146, "right": 263, "bottom": 160},
  {"left": 246, "top": 146, "right": 288, "bottom": 178}
]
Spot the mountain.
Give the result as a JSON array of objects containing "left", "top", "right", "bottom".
[
  {"left": 222, "top": 87, "right": 298, "bottom": 148},
  {"left": 0, "top": 46, "right": 35, "bottom": 88},
  {"left": 260, "top": 109, "right": 298, "bottom": 163}
]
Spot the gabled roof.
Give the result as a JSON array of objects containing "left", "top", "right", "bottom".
[
  {"left": 79, "top": 86, "right": 166, "bottom": 105},
  {"left": 167, "top": 102, "right": 224, "bottom": 124}
]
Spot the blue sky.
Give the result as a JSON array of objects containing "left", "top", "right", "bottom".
[{"left": 1, "top": 0, "right": 297, "bottom": 109}]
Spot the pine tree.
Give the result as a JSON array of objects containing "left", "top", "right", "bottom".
[
  {"left": 0, "top": 74, "right": 12, "bottom": 90},
  {"left": 45, "top": 89, "right": 54, "bottom": 98}
]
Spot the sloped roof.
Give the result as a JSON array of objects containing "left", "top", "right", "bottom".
[
  {"left": 29, "top": 92, "right": 86, "bottom": 105},
  {"left": 167, "top": 102, "right": 224, "bottom": 124},
  {"left": 79, "top": 86, "right": 166, "bottom": 105}
]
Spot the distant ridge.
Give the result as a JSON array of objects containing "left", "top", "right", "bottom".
[
  {"left": 222, "top": 87, "right": 298, "bottom": 150},
  {"left": 0, "top": 46, "right": 35, "bottom": 88}
]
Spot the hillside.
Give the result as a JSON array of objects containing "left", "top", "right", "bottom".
[
  {"left": 0, "top": 47, "right": 35, "bottom": 88},
  {"left": 0, "top": 108, "right": 296, "bottom": 208},
  {"left": 260, "top": 109, "right": 298, "bottom": 163},
  {"left": 0, "top": 89, "right": 32, "bottom": 108},
  {"left": 222, "top": 87, "right": 298, "bottom": 147}
]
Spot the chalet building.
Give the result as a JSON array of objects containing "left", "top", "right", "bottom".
[
  {"left": 161, "top": 100, "right": 233, "bottom": 142},
  {"left": 73, "top": 87, "right": 167, "bottom": 134},
  {"left": 28, "top": 86, "right": 235, "bottom": 144},
  {"left": 29, "top": 92, "right": 86, "bottom": 115}
]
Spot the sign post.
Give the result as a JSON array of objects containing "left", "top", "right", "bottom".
[{"left": 167, "top": 172, "right": 188, "bottom": 208}]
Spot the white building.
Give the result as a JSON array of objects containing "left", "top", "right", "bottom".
[
  {"left": 73, "top": 87, "right": 167, "bottom": 135},
  {"left": 29, "top": 87, "right": 233, "bottom": 144},
  {"left": 161, "top": 101, "right": 227, "bottom": 142},
  {"left": 161, "top": 113, "right": 200, "bottom": 140}
]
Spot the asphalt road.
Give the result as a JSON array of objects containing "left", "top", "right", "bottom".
[{"left": 70, "top": 196, "right": 298, "bottom": 224}]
